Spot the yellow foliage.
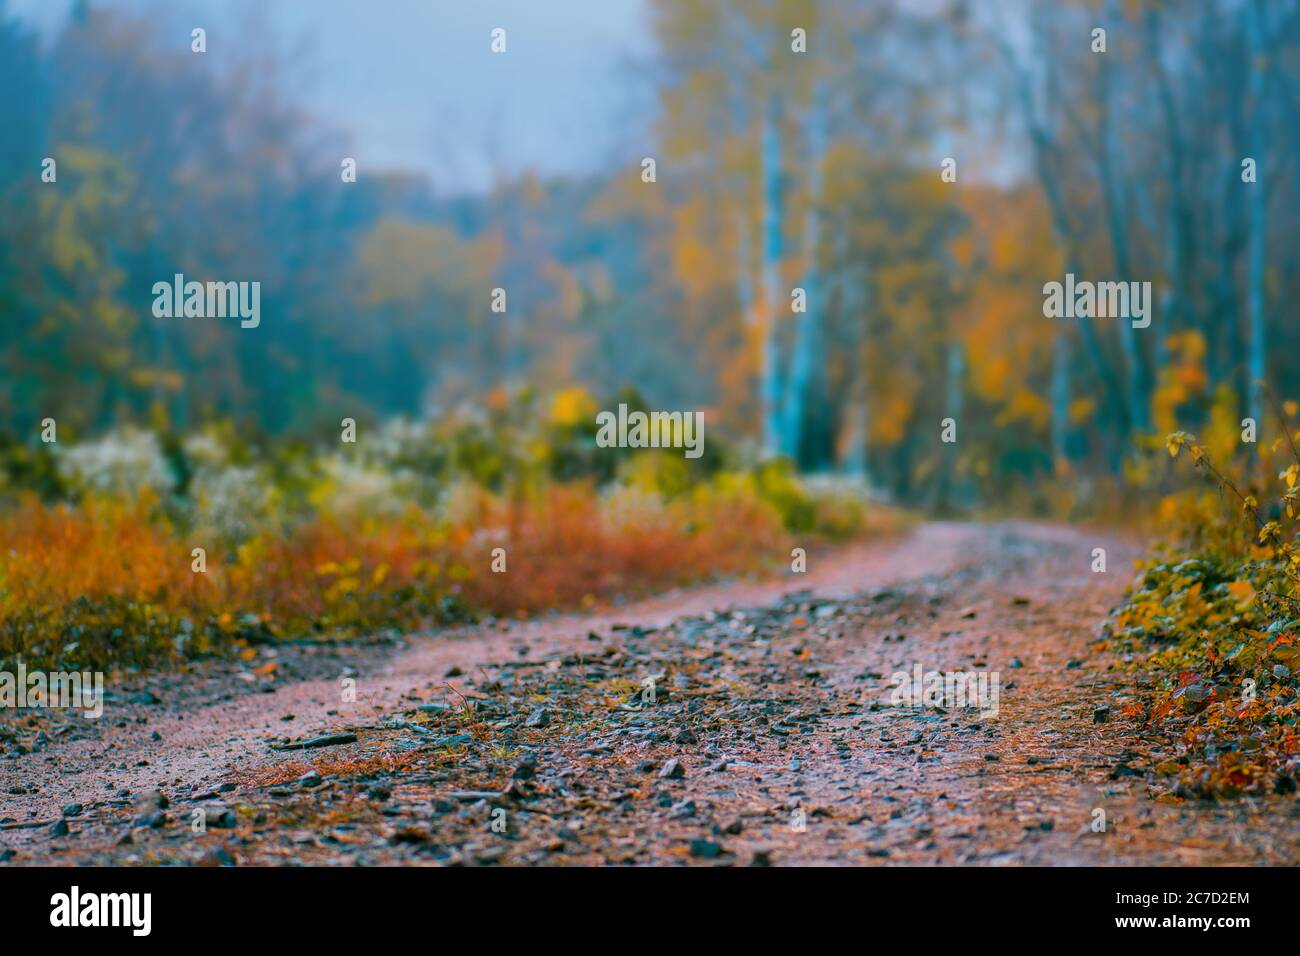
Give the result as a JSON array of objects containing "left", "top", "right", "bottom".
[{"left": 549, "top": 387, "right": 596, "bottom": 427}]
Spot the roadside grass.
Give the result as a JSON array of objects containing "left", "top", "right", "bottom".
[
  {"left": 1107, "top": 393, "right": 1300, "bottom": 798},
  {"left": 0, "top": 448, "right": 899, "bottom": 672}
]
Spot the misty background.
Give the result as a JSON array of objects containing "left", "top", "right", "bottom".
[{"left": 2, "top": 0, "right": 1298, "bottom": 506}]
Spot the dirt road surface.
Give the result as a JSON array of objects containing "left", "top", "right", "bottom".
[{"left": 4, "top": 521, "right": 1298, "bottom": 866}]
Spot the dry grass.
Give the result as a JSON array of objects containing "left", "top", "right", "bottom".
[
  {"left": 239, "top": 747, "right": 419, "bottom": 788},
  {"left": 0, "top": 480, "right": 798, "bottom": 668}
]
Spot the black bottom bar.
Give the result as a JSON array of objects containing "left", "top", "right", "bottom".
[{"left": 5, "top": 864, "right": 1276, "bottom": 943}]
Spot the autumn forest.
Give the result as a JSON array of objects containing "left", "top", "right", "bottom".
[{"left": 2, "top": 0, "right": 1299, "bottom": 888}]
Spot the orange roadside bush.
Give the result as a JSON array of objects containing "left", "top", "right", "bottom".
[{"left": 0, "top": 482, "right": 792, "bottom": 670}]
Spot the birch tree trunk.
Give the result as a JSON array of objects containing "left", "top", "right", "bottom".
[
  {"left": 781, "top": 82, "right": 828, "bottom": 465},
  {"left": 759, "top": 93, "right": 786, "bottom": 458},
  {"left": 839, "top": 253, "right": 871, "bottom": 482},
  {"left": 1098, "top": 0, "right": 1151, "bottom": 434},
  {"left": 1051, "top": 331, "right": 1070, "bottom": 472},
  {"left": 1243, "top": 0, "right": 1269, "bottom": 434}
]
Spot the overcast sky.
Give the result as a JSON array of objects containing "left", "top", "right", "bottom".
[{"left": 7, "top": 0, "right": 656, "bottom": 194}]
